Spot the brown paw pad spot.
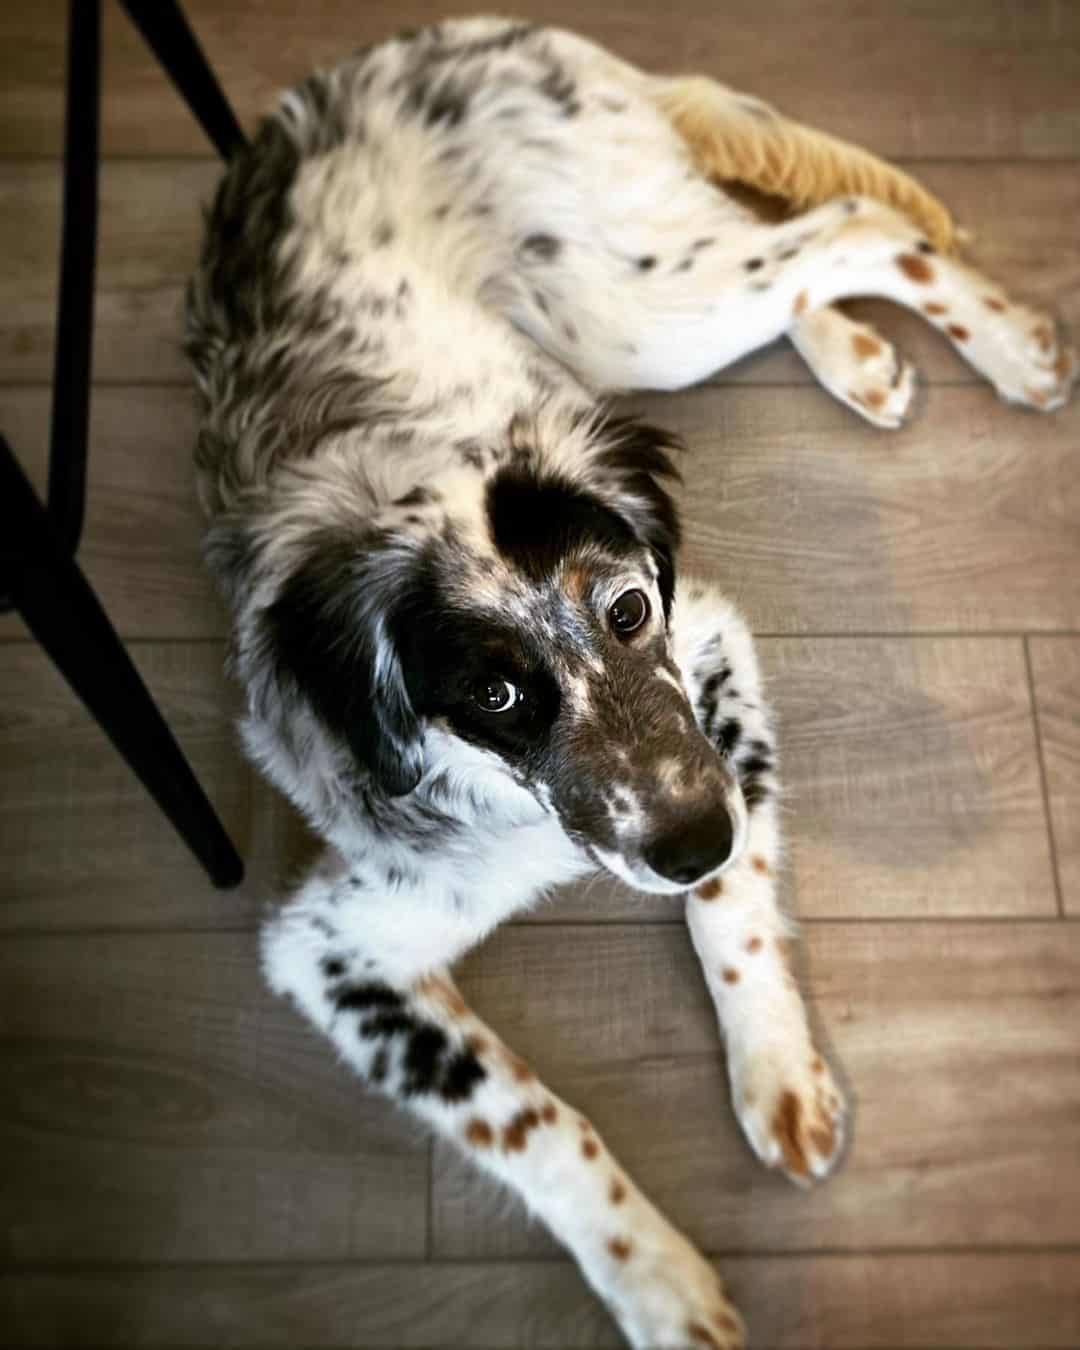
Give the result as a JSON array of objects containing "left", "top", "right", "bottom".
[
  {"left": 688, "top": 1322, "right": 723, "bottom": 1349},
  {"left": 852, "top": 332, "right": 884, "bottom": 360},
  {"left": 772, "top": 1090, "right": 811, "bottom": 1177},
  {"left": 540, "top": 1102, "right": 558, "bottom": 1125},
  {"left": 607, "top": 1236, "right": 632, "bottom": 1261},
  {"left": 983, "top": 296, "right": 1007, "bottom": 313},
  {"left": 722, "top": 966, "right": 740, "bottom": 984},
  {"left": 609, "top": 1177, "right": 626, "bottom": 1204},
  {"left": 946, "top": 323, "right": 970, "bottom": 342},
  {"left": 746, "top": 935, "right": 764, "bottom": 954},
  {"left": 922, "top": 301, "right": 948, "bottom": 317},
  {"left": 582, "top": 1136, "right": 599, "bottom": 1160}
]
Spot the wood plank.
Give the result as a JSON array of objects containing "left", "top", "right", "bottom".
[
  {"left": 0, "top": 637, "right": 1053, "bottom": 929},
  {"left": 0, "top": 932, "right": 428, "bottom": 1263},
  {"left": 3, "top": 0, "right": 1079, "bottom": 157},
  {"left": 0, "top": 641, "right": 321, "bottom": 931},
  {"left": 2, "top": 158, "right": 1077, "bottom": 387},
  {"left": 637, "top": 383, "right": 1080, "bottom": 635},
  {"left": 542, "top": 636, "right": 1056, "bottom": 921},
  {"left": 2, "top": 1252, "right": 1079, "bottom": 1348},
  {"left": 3, "top": 384, "right": 1077, "bottom": 641},
  {"left": 0, "top": 387, "right": 222, "bottom": 640},
  {"left": 431, "top": 921, "right": 1080, "bottom": 1256},
  {"left": 1030, "top": 637, "right": 1080, "bottom": 914}
]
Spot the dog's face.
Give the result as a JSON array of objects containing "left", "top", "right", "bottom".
[{"left": 245, "top": 418, "right": 745, "bottom": 894}]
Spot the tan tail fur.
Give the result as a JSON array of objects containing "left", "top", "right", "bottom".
[{"left": 655, "top": 76, "right": 959, "bottom": 254}]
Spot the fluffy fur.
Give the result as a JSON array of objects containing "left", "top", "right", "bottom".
[{"left": 187, "top": 18, "right": 1076, "bottom": 1347}]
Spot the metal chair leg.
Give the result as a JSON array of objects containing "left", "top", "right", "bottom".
[{"left": 1, "top": 438, "right": 244, "bottom": 890}]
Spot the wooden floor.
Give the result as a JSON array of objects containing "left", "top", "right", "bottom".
[{"left": 1, "top": 2, "right": 1079, "bottom": 1346}]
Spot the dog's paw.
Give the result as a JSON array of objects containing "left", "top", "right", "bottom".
[
  {"left": 730, "top": 1043, "right": 847, "bottom": 1187},
  {"left": 610, "top": 1228, "right": 745, "bottom": 1349},
  {"left": 982, "top": 305, "right": 1078, "bottom": 412},
  {"left": 840, "top": 333, "right": 918, "bottom": 429}
]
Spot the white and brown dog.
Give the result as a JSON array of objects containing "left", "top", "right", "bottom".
[{"left": 186, "top": 17, "right": 1076, "bottom": 1347}]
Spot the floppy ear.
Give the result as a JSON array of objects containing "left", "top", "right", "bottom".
[
  {"left": 592, "top": 416, "right": 682, "bottom": 617},
  {"left": 262, "top": 527, "right": 425, "bottom": 798}
]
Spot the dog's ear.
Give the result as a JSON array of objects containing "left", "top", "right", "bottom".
[
  {"left": 592, "top": 416, "right": 682, "bottom": 617},
  {"left": 262, "top": 527, "right": 426, "bottom": 797}
]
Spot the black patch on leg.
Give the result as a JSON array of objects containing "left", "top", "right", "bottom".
[
  {"left": 402, "top": 1024, "right": 450, "bottom": 1095},
  {"left": 336, "top": 982, "right": 405, "bottom": 1013},
  {"left": 441, "top": 1050, "right": 487, "bottom": 1102}
]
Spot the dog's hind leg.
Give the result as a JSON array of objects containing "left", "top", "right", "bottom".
[
  {"left": 673, "top": 582, "right": 847, "bottom": 1186},
  {"left": 262, "top": 870, "right": 746, "bottom": 1350},
  {"left": 789, "top": 305, "right": 918, "bottom": 428}
]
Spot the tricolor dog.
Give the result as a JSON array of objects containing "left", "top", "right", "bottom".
[{"left": 187, "top": 17, "right": 1076, "bottom": 1346}]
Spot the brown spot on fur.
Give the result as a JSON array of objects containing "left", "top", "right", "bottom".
[
  {"left": 947, "top": 323, "right": 970, "bottom": 342},
  {"left": 810, "top": 1115, "right": 836, "bottom": 1158},
  {"left": 1025, "top": 385, "right": 1050, "bottom": 407},
  {"left": 983, "top": 296, "right": 1006, "bottom": 313},
  {"left": 1054, "top": 347, "right": 1072, "bottom": 380},
  {"left": 609, "top": 1178, "right": 626, "bottom": 1204},
  {"left": 541, "top": 1102, "right": 557, "bottom": 1125},
  {"left": 465, "top": 1119, "right": 493, "bottom": 1148},
  {"left": 811, "top": 1056, "right": 825, "bottom": 1074},
  {"left": 697, "top": 877, "right": 724, "bottom": 900},
  {"left": 582, "top": 1137, "right": 599, "bottom": 1160},
  {"left": 714, "top": 1310, "right": 741, "bottom": 1335},
  {"left": 687, "top": 1322, "right": 722, "bottom": 1349},
  {"left": 751, "top": 855, "right": 770, "bottom": 875},
  {"left": 465, "top": 1034, "right": 488, "bottom": 1057},
  {"left": 1034, "top": 324, "right": 1054, "bottom": 353},
  {"left": 508, "top": 1054, "right": 534, "bottom": 1083},
  {"left": 852, "top": 333, "right": 883, "bottom": 360},
  {"left": 578, "top": 1117, "right": 591, "bottom": 1132},
  {"left": 502, "top": 1108, "right": 541, "bottom": 1153},
  {"left": 793, "top": 289, "right": 809, "bottom": 316},
  {"left": 415, "top": 973, "right": 468, "bottom": 1017},
  {"left": 608, "top": 1236, "right": 632, "bottom": 1261},
  {"left": 746, "top": 935, "right": 764, "bottom": 953},
  {"left": 722, "top": 967, "right": 740, "bottom": 984},
  {"left": 922, "top": 301, "right": 948, "bottom": 316},
  {"left": 773, "top": 1090, "right": 810, "bottom": 1177},
  {"left": 863, "top": 389, "right": 886, "bottom": 409},
  {"left": 897, "top": 252, "right": 935, "bottom": 284}
]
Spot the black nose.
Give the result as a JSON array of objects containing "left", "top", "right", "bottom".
[{"left": 643, "top": 807, "right": 734, "bottom": 886}]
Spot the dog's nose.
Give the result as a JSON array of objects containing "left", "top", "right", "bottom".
[{"left": 643, "top": 807, "right": 734, "bottom": 886}]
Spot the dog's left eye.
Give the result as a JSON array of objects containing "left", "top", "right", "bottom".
[
  {"left": 609, "top": 589, "right": 649, "bottom": 635},
  {"left": 470, "top": 678, "right": 520, "bottom": 713}
]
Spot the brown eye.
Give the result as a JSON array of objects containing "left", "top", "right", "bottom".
[
  {"left": 609, "top": 589, "right": 649, "bottom": 636},
  {"left": 471, "top": 678, "right": 520, "bottom": 713}
]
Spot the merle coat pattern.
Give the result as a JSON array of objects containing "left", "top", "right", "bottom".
[{"left": 187, "top": 18, "right": 1076, "bottom": 1347}]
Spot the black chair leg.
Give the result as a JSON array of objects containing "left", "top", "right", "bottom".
[
  {"left": 1, "top": 439, "right": 244, "bottom": 889},
  {"left": 117, "top": 0, "right": 248, "bottom": 160}
]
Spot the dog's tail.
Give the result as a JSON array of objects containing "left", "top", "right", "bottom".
[{"left": 653, "top": 76, "right": 960, "bottom": 253}]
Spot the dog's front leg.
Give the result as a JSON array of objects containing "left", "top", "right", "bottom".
[
  {"left": 686, "top": 797, "right": 846, "bottom": 1187},
  {"left": 672, "top": 583, "right": 846, "bottom": 1186},
  {"left": 262, "top": 878, "right": 745, "bottom": 1350}
]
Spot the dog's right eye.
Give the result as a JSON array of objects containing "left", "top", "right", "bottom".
[{"left": 470, "top": 678, "right": 520, "bottom": 713}]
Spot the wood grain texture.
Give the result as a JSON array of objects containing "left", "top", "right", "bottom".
[
  {"left": 0, "top": 637, "right": 1053, "bottom": 930},
  {"left": 542, "top": 636, "right": 1055, "bottom": 921},
  {"left": 1030, "top": 638, "right": 1080, "bottom": 914},
  {"left": 3, "top": 384, "right": 1077, "bottom": 642},
  {"left": 432, "top": 921, "right": 1080, "bottom": 1257},
  {"left": 2, "top": 0, "right": 1079, "bottom": 157},
  {"left": 2, "top": 1251, "right": 1079, "bottom": 1348},
  {"left": 2, "top": 158, "right": 1077, "bottom": 387},
  {"left": 0, "top": 932, "right": 428, "bottom": 1263},
  {"left": 0, "top": 642, "right": 323, "bottom": 931}
]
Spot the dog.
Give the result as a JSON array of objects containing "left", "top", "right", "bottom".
[{"left": 186, "top": 17, "right": 1077, "bottom": 1347}]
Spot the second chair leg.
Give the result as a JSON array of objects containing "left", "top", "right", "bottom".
[{"left": 2, "top": 438, "right": 244, "bottom": 889}]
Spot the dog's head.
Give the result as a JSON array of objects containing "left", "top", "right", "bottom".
[{"left": 221, "top": 411, "right": 744, "bottom": 893}]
